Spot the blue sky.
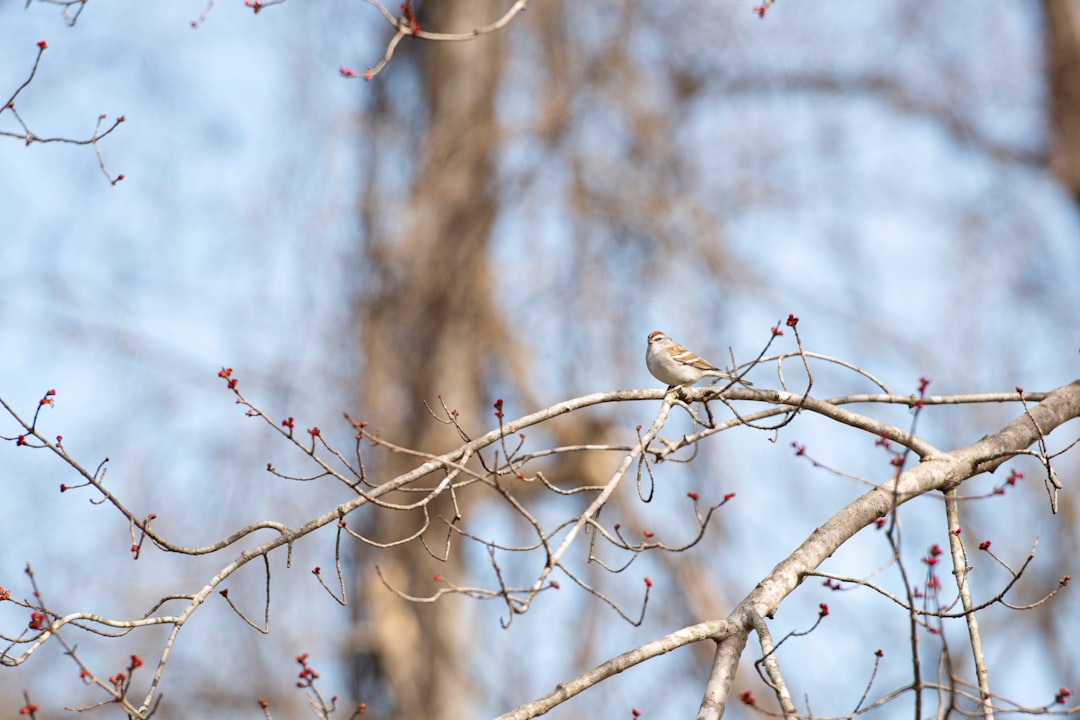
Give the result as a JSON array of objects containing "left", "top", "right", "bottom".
[{"left": 2, "top": 1, "right": 1079, "bottom": 718}]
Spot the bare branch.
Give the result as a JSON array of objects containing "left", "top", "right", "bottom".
[{"left": 496, "top": 618, "right": 744, "bottom": 720}]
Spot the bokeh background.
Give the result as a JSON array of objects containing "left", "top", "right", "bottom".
[{"left": 2, "top": 1, "right": 1079, "bottom": 718}]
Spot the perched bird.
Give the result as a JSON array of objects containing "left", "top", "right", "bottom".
[{"left": 646, "top": 330, "right": 752, "bottom": 388}]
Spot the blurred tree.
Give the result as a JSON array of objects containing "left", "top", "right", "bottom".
[
  {"left": 2, "top": 1, "right": 1079, "bottom": 718},
  {"left": 1044, "top": 0, "right": 1080, "bottom": 200},
  {"left": 351, "top": 2, "right": 512, "bottom": 717}
]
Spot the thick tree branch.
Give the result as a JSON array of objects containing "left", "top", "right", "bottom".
[
  {"left": 700, "top": 380, "right": 1080, "bottom": 714},
  {"left": 494, "top": 618, "right": 743, "bottom": 720}
]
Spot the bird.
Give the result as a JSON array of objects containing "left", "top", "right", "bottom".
[{"left": 646, "top": 330, "right": 753, "bottom": 388}]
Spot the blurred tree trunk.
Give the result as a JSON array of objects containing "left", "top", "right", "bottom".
[
  {"left": 1043, "top": 0, "right": 1080, "bottom": 200},
  {"left": 348, "top": 1, "right": 508, "bottom": 717}
]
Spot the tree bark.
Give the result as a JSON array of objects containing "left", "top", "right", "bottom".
[{"left": 348, "top": 1, "right": 508, "bottom": 717}]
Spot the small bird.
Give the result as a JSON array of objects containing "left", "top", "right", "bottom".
[{"left": 646, "top": 330, "right": 752, "bottom": 388}]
